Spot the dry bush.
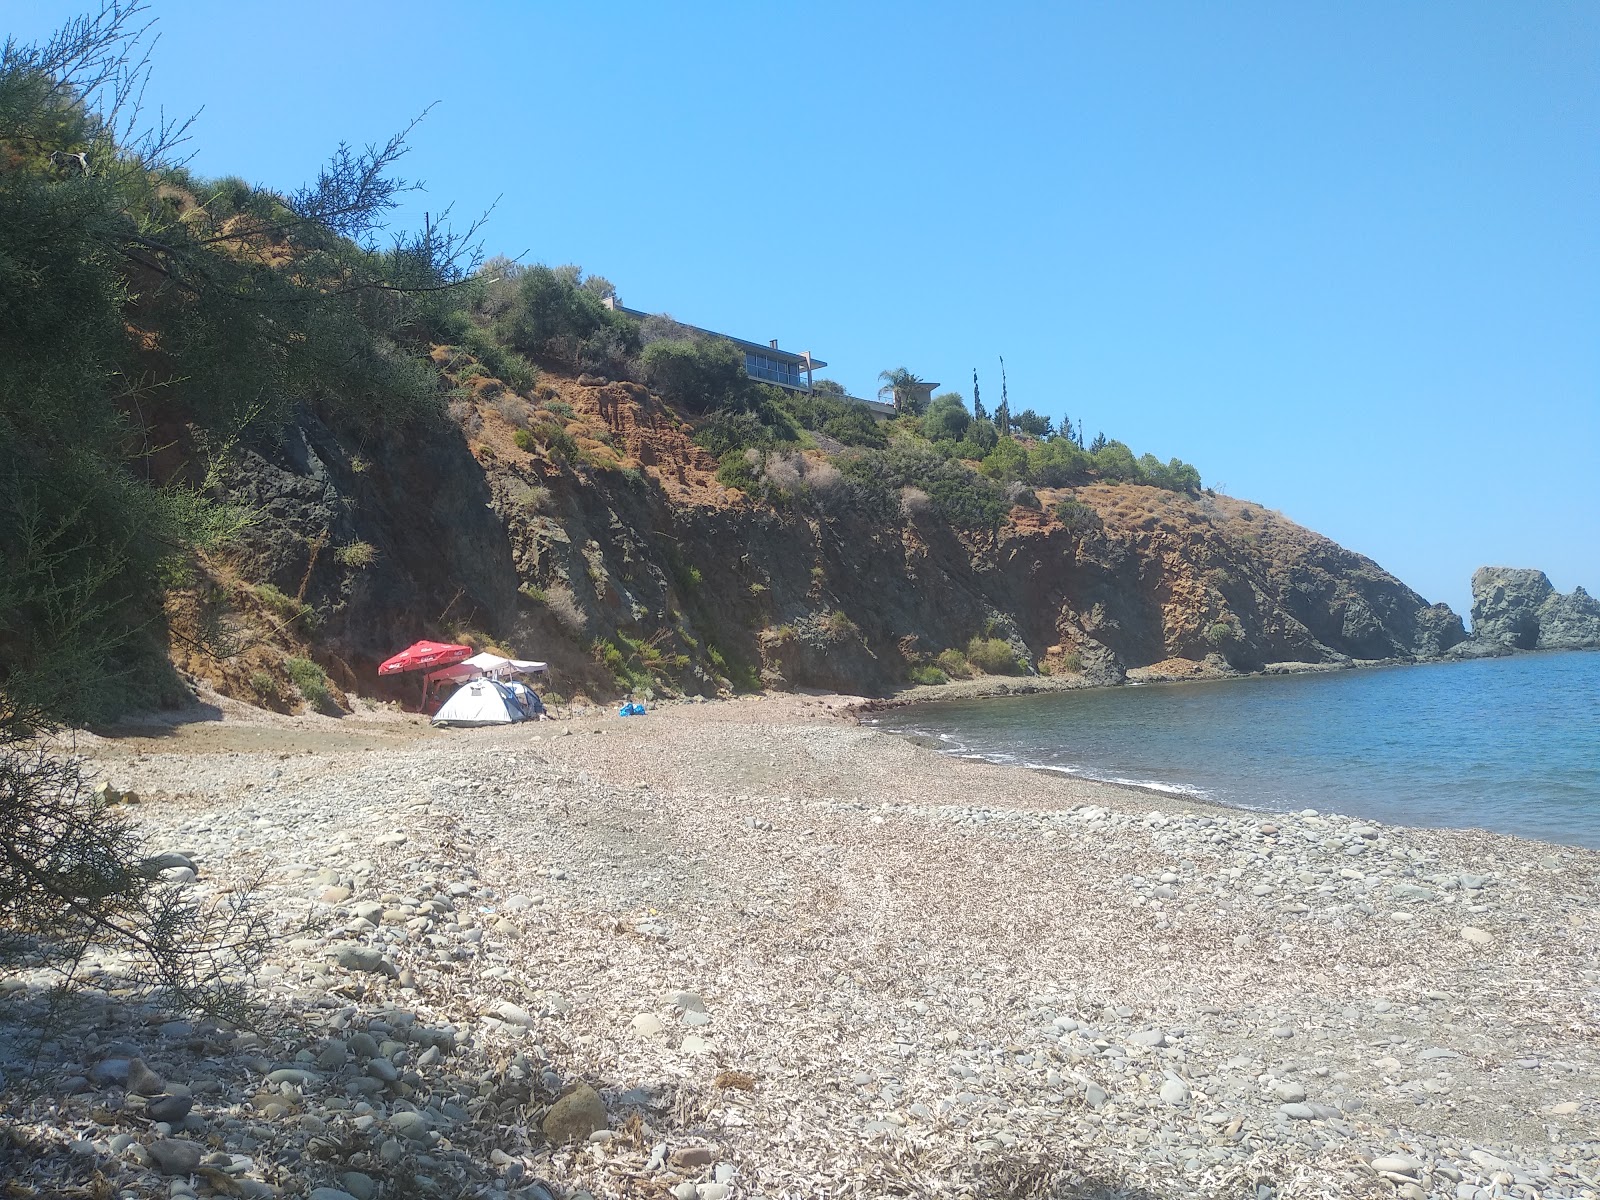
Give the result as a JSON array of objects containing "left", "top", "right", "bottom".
[
  {"left": 495, "top": 395, "right": 531, "bottom": 430},
  {"left": 505, "top": 481, "right": 550, "bottom": 514},
  {"left": 0, "top": 747, "right": 270, "bottom": 1022},
  {"left": 545, "top": 584, "right": 587, "bottom": 636},
  {"left": 900, "top": 486, "right": 932, "bottom": 517},
  {"left": 447, "top": 395, "right": 482, "bottom": 438}
]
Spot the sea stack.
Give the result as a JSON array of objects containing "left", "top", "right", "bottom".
[{"left": 1469, "top": 567, "right": 1600, "bottom": 650}]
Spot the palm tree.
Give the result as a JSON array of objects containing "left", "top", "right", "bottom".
[{"left": 877, "top": 367, "right": 928, "bottom": 416}]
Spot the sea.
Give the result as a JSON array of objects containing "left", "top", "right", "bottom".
[{"left": 870, "top": 651, "right": 1600, "bottom": 849}]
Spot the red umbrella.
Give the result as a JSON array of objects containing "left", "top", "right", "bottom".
[{"left": 378, "top": 640, "right": 473, "bottom": 676}]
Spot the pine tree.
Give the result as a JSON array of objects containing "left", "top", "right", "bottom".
[{"left": 971, "top": 369, "right": 985, "bottom": 422}]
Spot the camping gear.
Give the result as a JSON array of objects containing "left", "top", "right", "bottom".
[
  {"left": 460, "top": 651, "right": 548, "bottom": 678},
  {"left": 379, "top": 640, "right": 473, "bottom": 676},
  {"left": 432, "top": 679, "right": 531, "bottom": 727},
  {"left": 618, "top": 701, "right": 646, "bottom": 717},
  {"left": 501, "top": 679, "right": 547, "bottom": 718}
]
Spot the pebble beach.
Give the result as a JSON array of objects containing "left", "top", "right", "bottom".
[{"left": 2, "top": 691, "right": 1596, "bottom": 1199}]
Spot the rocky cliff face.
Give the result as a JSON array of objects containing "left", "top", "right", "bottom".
[
  {"left": 1469, "top": 568, "right": 1600, "bottom": 651},
  {"left": 179, "top": 374, "right": 1468, "bottom": 704}
]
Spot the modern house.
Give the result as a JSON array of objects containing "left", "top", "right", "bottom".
[{"left": 602, "top": 295, "right": 824, "bottom": 394}]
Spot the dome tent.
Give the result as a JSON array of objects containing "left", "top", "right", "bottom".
[{"left": 431, "top": 679, "right": 530, "bottom": 728}]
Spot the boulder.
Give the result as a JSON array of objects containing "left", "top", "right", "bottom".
[
  {"left": 541, "top": 1083, "right": 607, "bottom": 1143},
  {"left": 1470, "top": 567, "right": 1600, "bottom": 650}
]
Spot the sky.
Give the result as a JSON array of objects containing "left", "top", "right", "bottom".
[{"left": 13, "top": 0, "right": 1598, "bottom": 622}]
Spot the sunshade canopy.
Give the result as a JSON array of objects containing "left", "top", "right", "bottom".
[
  {"left": 378, "top": 640, "right": 472, "bottom": 676},
  {"left": 462, "top": 652, "right": 548, "bottom": 676},
  {"left": 423, "top": 652, "right": 550, "bottom": 687}
]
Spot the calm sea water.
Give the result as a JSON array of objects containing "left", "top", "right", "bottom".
[{"left": 872, "top": 651, "right": 1600, "bottom": 849}]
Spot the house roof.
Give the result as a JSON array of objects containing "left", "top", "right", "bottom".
[{"left": 609, "top": 301, "right": 825, "bottom": 370}]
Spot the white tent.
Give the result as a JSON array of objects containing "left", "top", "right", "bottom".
[{"left": 431, "top": 679, "right": 529, "bottom": 728}]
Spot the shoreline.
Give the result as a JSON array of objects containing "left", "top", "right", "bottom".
[{"left": 854, "top": 650, "right": 1600, "bottom": 854}]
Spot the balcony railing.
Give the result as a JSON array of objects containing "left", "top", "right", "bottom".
[{"left": 745, "top": 361, "right": 808, "bottom": 390}]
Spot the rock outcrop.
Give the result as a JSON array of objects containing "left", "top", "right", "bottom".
[
  {"left": 177, "top": 374, "right": 1469, "bottom": 703},
  {"left": 1469, "top": 567, "right": 1600, "bottom": 651}
]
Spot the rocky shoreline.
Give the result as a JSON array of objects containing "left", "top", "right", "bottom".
[{"left": 1, "top": 693, "right": 1595, "bottom": 1199}]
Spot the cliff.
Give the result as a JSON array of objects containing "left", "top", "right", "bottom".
[
  {"left": 174, "top": 370, "right": 1466, "bottom": 706},
  {"left": 1468, "top": 567, "right": 1600, "bottom": 651}
]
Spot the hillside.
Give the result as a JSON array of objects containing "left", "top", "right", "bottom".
[
  {"left": 0, "top": 14, "right": 1464, "bottom": 723},
  {"left": 180, "top": 357, "right": 1464, "bottom": 711}
]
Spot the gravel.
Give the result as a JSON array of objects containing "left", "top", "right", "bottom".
[{"left": 0, "top": 691, "right": 1593, "bottom": 1199}]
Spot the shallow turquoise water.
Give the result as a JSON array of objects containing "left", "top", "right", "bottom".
[{"left": 872, "top": 651, "right": 1600, "bottom": 848}]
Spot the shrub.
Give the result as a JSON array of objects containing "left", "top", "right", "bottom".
[
  {"left": 254, "top": 584, "right": 317, "bottom": 630},
  {"left": 546, "top": 400, "right": 576, "bottom": 419},
  {"left": 922, "top": 393, "right": 971, "bottom": 442},
  {"left": 966, "top": 636, "right": 1022, "bottom": 674},
  {"left": 495, "top": 394, "right": 531, "bottom": 429},
  {"left": 908, "top": 664, "right": 949, "bottom": 686},
  {"left": 1054, "top": 498, "right": 1102, "bottom": 535},
  {"left": 696, "top": 409, "right": 779, "bottom": 459},
  {"left": 838, "top": 443, "right": 1008, "bottom": 531},
  {"left": 285, "top": 656, "right": 331, "bottom": 709},
  {"left": 498, "top": 264, "right": 624, "bottom": 367},
  {"left": 545, "top": 584, "right": 587, "bottom": 635},
  {"left": 936, "top": 648, "right": 972, "bottom": 679},
  {"left": 716, "top": 449, "right": 764, "bottom": 494},
  {"left": 1204, "top": 620, "right": 1239, "bottom": 648},
  {"left": 249, "top": 669, "right": 277, "bottom": 698},
  {"left": 824, "top": 610, "right": 860, "bottom": 639},
  {"left": 979, "top": 437, "right": 1030, "bottom": 483},
  {"left": 334, "top": 541, "right": 377, "bottom": 568},
  {"left": 462, "top": 322, "right": 538, "bottom": 391},
  {"left": 1005, "top": 481, "right": 1039, "bottom": 509},
  {"left": 1062, "top": 651, "right": 1084, "bottom": 673},
  {"left": 515, "top": 423, "right": 579, "bottom": 463},
  {"left": 643, "top": 337, "right": 747, "bottom": 412},
  {"left": 506, "top": 480, "right": 550, "bottom": 513},
  {"left": 1091, "top": 439, "right": 1140, "bottom": 481}
]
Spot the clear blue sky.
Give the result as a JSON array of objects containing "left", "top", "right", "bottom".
[{"left": 15, "top": 1, "right": 1598, "bottom": 622}]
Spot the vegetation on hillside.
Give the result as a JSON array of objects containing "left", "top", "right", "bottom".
[
  {"left": 460, "top": 264, "right": 1203, "bottom": 532},
  {"left": 1, "top": 2, "right": 1204, "bottom": 724}
]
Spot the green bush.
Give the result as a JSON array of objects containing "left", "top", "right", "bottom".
[
  {"left": 516, "top": 423, "right": 579, "bottom": 463},
  {"left": 1091, "top": 439, "right": 1140, "bottom": 481},
  {"left": 1204, "top": 620, "right": 1239, "bottom": 648},
  {"left": 643, "top": 337, "right": 747, "bottom": 412},
  {"left": 979, "top": 437, "right": 1030, "bottom": 483},
  {"left": 908, "top": 664, "right": 949, "bottom": 686},
  {"left": 1054, "top": 498, "right": 1102, "bottom": 535},
  {"left": 936, "top": 648, "right": 972, "bottom": 679},
  {"left": 497, "top": 264, "right": 631, "bottom": 368},
  {"left": 285, "top": 656, "right": 331, "bottom": 709},
  {"left": 966, "top": 636, "right": 1022, "bottom": 674},
  {"left": 838, "top": 443, "right": 1008, "bottom": 531},
  {"left": 462, "top": 323, "right": 538, "bottom": 392},
  {"left": 824, "top": 610, "right": 860, "bottom": 639},
  {"left": 922, "top": 393, "right": 971, "bottom": 442}
]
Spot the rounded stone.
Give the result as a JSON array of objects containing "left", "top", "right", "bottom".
[
  {"left": 541, "top": 1084, "right": 607, "bottom": 1143},
  {"left": 149, "top": 1138, "right": 203, "bottom": 1175}
]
